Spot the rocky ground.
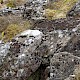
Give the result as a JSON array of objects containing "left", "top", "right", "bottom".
[{"left": 0, "top": 0, "right": 80, "bottom": 80}]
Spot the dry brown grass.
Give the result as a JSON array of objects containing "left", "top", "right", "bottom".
[
  {"left": 0, "top": 15, "right": 32, "bottom": 42},
  {"left": 0, "top": 17, "right": 9, "bottom": 33},
  {"left": 74, "top": 65, "right": 80, "bottom": 80},
  {"left": 2, "top": 20, "right": 32, "bottom": 42},
  {"left": 6, "top": 0, "right": 26, "bottom": 7},
  {"left": 45, "top": 0, "right": 78, "bottom": 20},
  {"left": 0, "top": 0, "right": 26, "bottom": 8}
]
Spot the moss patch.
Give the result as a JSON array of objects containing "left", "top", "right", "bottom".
[
  {"left": 6, "top": 0, "right": 16, "bottom": 8},
  {"left": 2, "top": 20, "right": 32, "bottom": 42}
]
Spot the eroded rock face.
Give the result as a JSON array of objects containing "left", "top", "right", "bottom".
[
  {"left": 62, "top": 35, "right": 80, "bottom": 57},
  {"left": 50, "top": 52, "right": 80, "bottom": 80}
]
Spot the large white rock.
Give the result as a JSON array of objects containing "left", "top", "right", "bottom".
[
  {"left": 15, "top": 30, "right": 43, "bottom": 46},
  {"left": 20, "top": 30, "right": 43, "bottom": 39}
]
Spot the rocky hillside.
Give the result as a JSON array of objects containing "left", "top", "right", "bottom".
[{"left": 0, "top": 0, "right": 80, "bottom": 80}]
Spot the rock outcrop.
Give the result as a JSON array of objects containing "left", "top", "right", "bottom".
[
  {"left": 0, "top": 30, "right": 45, "bottom": 80},
  {"left": 67, "top": 0, "right": 80, "bottom": 18},
  {"left": 0, "top": 0, "right": 80, "bottom": 80},
  {"left": 50, "top": 52, "right": 80, "bottom": 80},
  {"left": 0, "top": 21, "right": 80, "bottom": 80}
]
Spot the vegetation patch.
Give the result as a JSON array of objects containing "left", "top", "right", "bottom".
[
  {"left": 6, "top": 0, "right": 16, "bottom": 8},
  {"left": 45, "top": 0, "right": 77, "bottom": 20},
  {"left": 74, "top": 66, "right": 80, "bottom": 80},
  {"left": 1, "top": 20, "right": 32, "bottom": 42},
  {"left": 0, "top": 0, "right": 3, "bottom": 4}
]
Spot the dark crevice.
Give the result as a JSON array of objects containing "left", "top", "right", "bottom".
[{"left": 27, "top": 64, "right": 49, "bottom": 80}]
